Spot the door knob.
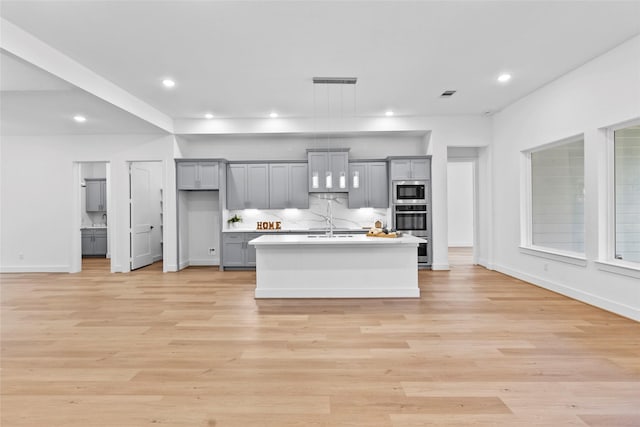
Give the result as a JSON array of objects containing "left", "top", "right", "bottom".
[{"left": 150, "top": 225, "right": 154, "bottom": 229}]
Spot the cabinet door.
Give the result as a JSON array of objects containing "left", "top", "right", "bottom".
[
  {"left": 308, "top": 152, "right": 327, "bottom": 192},
  {"left": 269, "top": 164, "right": 289, "bottom": 209},
  {"left": 93, "top": 230, "right": 107, "bottom": 256},
  {"left": 198, "top": 162, "right": 219, "bottom": 189},
  {"left": 177, "top": 162, "right": 198, "bottom": 190},
  {"left": 329, "top": 152, "right": 349, "bottom": 192},
  {"left": 222, "top": 233, "right": 245, "bottom": 267},
  {"left": 367, "top": 162, "right": 389, "bottom": 208},
  {"left": 245, "top": 233, "right": 261, "bottom": 267},
  {"left": 226, "top": 164, "right": 247, "bottom": 209},
  {"left": 99, "top": 180, "right": 107, "bottom": 211},
  {"left": 289, "top": 163, "right": 309, "bottom": 209},
  {"left": 410, "top": 159, "right": 430, "bottom": 180},
  {"left": 348, "top": 163, "right": 367, "bottom": 208},
  {"left": 81, "top": 230, "right": 93, "bottom": 256},
  {"left": 390, "top": 160, "right": 412, "bottom": 181},
  {"left": 246, "top": 164, "right": 269, "bottom": 209}
]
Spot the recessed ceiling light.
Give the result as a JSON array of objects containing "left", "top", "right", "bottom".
[
  {"left": 73, "top": 115, "right": 86, "bottom": 123},
  {"left": 497, "top": 73, "right": 512, "bottom": 83},
  {"left": 385, "top": 111, "right": 394, "bottom": 117},
  {"left": 162, "top": 78, "right": 176, "bottom": 88},
  {"left": 269, "top": 112, "right": 278, "bottom": 118},
  {"left": 204, "top": 113, "right": 214, "bottom": 119}
]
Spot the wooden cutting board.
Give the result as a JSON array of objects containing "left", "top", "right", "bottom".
[{"left": 366, "top": 232, "right": 398, "bottom": 238}]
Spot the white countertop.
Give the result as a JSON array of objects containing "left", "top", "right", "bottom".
[
  {"left": 81, "top": 225, "right": 108, "bottom": 229},
  {"left": 224, "top": 227, "right": 368, "bottom": 233},
  {"left": 249, "top": 234, "right": 425, "bottom": 246}
]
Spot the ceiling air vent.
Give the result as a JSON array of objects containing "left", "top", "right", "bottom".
[
  {"left": 440, "top": 90, "right": 457, "bottom": 98},
  {"left": 313, "top": 77, "right": 357, "bottom": 85}
]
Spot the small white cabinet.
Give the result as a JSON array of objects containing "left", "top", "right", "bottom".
[{"left": 177, "top": 161, "right": 219, "bottom": 190}]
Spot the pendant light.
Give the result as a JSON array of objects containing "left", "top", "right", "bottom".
[{"left": 312, "top": 77, "right": 357, "bottom": 191}]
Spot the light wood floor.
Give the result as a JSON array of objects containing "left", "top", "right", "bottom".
[{"left": 2, "top": 258, "right": 639, "bottom": 426}]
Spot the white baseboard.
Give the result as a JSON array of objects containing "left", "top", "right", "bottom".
[
  {"left": 189, "top": 259, "right": 219, "bottom": 266},
  {"left": 179, "top": 260, "right": 189, "bottom": 270},
  {"left": 431, "top": 263, "right": 450, "bottom": 271},
  {"left": 476, "top": 257, "right": 494, "bottom": 270},
  {"left": 493, "top": 263, "right": 640, "bottom": 322},
  {"left": 152, "top": 255, "right": 163, "bottom": 263},
  {"left": 0, "top": 265, "right": 69, "bottom": 273},
  {"left": 164, "top": 264, "right": 178, "bottom": 272}
]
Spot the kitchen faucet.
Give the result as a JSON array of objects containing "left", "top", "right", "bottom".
[
  {"left": 102, "top": 213, "right": 107, "bottom": 226},
  {"left": 326, "top": 199, "right": 334, "bottom": 237}
]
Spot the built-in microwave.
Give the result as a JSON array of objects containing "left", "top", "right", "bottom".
[
  {"left": 393, "top": 181, "right": 427, "bottom": 204},
  {"left": 394, "top": 205, "right": 428, "bottom": 232}
]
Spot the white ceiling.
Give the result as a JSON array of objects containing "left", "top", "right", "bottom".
[
  {"left": 1, "top": 1, "right": 639, "bottom": 132},
  {"left": 0, "top": 51, "right": 167, "bottom": 135}
]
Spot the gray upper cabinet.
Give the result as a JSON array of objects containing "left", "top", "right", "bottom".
[
  {"left": 390, "top": 158, "right": 430, "bottom": 180},
  {"left": 308, "top": 150, "right": 349, "bottom": 192},
  {"left": 177, "top": 161, "right": 219, "bottom": 190},
  {"left": 86, "top": 179, "right": 106, "bottom": 212},
  {"left": 348, "top": 162, "right": 389, "bottom": 208},
  {"left": 226, "top": 164, "right": 269, "bottom": 209},
  {"left": 269, "top": 163, "right": 309, "bottom": 209}
]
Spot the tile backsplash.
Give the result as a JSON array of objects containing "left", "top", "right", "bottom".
[{"left": 226, "top": 193, "right": 389, "bottom": 231}]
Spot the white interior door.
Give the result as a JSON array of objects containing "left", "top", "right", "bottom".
[{"left": 130, "top": 163, "right": 154, "bottom": 270}]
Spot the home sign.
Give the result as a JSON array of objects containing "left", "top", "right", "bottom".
[{"left": 256, "top": 221, "right": 282, "bottom": 230}]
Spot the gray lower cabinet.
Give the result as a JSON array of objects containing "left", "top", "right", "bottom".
[
  {"left": 348, "top": 162, "right": 389, "bottom": 208},
  {"left": 81, "top": 229, "right": 107, "bottom": 256},
  {"left": 227, "top": 164, "right": 269, "bottom": 209},
  {"left": 86, "top": 179, "right": 107, "bottom": 212},
  {"left": 389, "top": 158, "right": 430, "bottom": 181},
  {"left": 177, "top": 161, "right": 219, "bottom": 190},
  {"left": 269, "top": 163, "right": 309, "bottom": 209},
  {"left": 222, "top": 232, "right": 262, "bottom": 268}
]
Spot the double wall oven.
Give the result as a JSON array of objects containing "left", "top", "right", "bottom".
[{"left": 393, "top": 181, "right": 430, "bottom": 265}]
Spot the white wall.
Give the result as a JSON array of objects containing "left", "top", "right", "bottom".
[
  {"left": 491, "top": 35, "right": 640, "bottom": 320},
  {"left": 186, "top": 191, "right": 220, "bottom": 266},
  {"left": 0, "top": 134, "right": 176, "bottom": 273},
  {"left": 447, "top": 162, "right": 474, "bottom": 247}
]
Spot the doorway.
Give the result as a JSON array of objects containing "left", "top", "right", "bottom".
[
  {"left": 75, "top": 161, "right": 111, "bottom": 272},
  {"left": 447, "top": 158, "right": 476, "bottom": 266},
  {"left": 129, "top": 161, "right": 164, "bottom": 271}
]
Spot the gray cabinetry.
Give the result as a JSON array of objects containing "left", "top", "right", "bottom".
[
  {"left": 269, "top": 163, "right": 309, "bottom": 209},
  {"left": 222, "top": 232, "right": 262, "bottom": 268},
  {"left": 85, "top": 179, "right": 107, "bottom": 212},
  {"left": 308, "top": 150, "right": 349, "bottom": 192},
  {"left": 81, "top": 229, "right": 107, "bottom": 256},
  {"left": 177, "top": 161, "right": 219, "bottom": 190},
  {"left": 390, "top": 158, "right": 430, "bottom": 180},
  {"left": 348, "top": 162, "right": 389, "bottom": 208},
  {"left": 227, "top": 164, "right": 269, "bottom": 209}
]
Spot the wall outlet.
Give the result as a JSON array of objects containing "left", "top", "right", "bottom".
[
  {"left": 208, "top": 248, "right": 215, "bottom": 254},
  {"left": 543, "top": 263, "right": 548, "bottom": 272},
  {"left": 18, "top": 253, "right": 24, "bottom": 260}
]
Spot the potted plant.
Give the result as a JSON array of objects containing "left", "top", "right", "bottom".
[{"left": 227, "top": 214, "right": 242, "bottom": 228}]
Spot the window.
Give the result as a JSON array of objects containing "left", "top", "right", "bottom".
[
  {"left": 614, "top": 125, "right": 640, "bottom": 263},
  {"left": 528, "top": 138, "right": 585, "bottom": 254}
]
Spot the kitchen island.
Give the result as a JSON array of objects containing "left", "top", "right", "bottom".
[{"left": 249, "top": 234, "right": 425, "bottom": 298}]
